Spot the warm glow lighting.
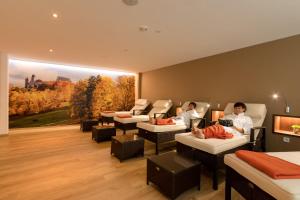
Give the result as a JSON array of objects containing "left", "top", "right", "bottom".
[
  {"left": 206, "top": 104, "right": 211, "bottom": 108},
  {"left": 272, "top": 93, "right": 279, "bottom": 99},
  {"left": 52, "top": 13, "right": 58, "bottom": 18},
  {"left": 9, "top": 59, "right": 136, "bottom": 76},
  {"left": 49, "top": 49, "right": 54, "bottom": 53}
]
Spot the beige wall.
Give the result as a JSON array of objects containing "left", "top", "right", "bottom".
[
  {"left": 0, "top": 52, "right": 9, "bottom": 135},
  {"left": 141, "top": 35, "right": 300, "bottom": 152}
]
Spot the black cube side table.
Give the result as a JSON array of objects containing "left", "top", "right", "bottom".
[
  {"left": 111, "top": 135, "right": 144, "bottom": 162},
  {"left": 80, "top": 119, "right": 99, "bottom": 132},
  {"left": 147, "top": 151, "right": 201, "bottom": 200},
  {"left": 92, "top": 126, "right": 116, "bottom": 142}
]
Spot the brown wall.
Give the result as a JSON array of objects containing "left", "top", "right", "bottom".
[{"left": 141, "top": 35, "right": 300, "bottom": 152}]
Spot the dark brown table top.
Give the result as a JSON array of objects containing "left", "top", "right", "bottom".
[
  {"left": 93, "top": 125, "right": 115, "bottom": 130},
  {"left": 148, "top": 152, "right": 200, "bottom": 174},
  {"left": 112, "top": 135, "right": 144, "bottom": 143}
]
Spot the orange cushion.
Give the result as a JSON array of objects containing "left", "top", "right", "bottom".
[
  {"left": 116, "top": 114, "right": 132, "bottom": 118},
  {"left": 156, "top": 118, "right": 175, "bottom": 125}
]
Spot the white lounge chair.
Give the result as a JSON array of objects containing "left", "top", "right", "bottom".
[
  {"left": 224, "top": 152, "right": 300, "bottom": 200},
  {"left": 175, "top": 103, "right": 267, "bottom": 190},
  {"left": 100, "top": 99, "right": 150, "bottom": 125},
  {"left": 136, "top": 101, "right": 209, "bottom": 154},
  {"left": 114, "top": 100, "right": 173, "bottom": 134}
]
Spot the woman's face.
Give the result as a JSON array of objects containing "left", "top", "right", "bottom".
[{"left": 234, "top": 106, "right": 245, "bottom": 115}]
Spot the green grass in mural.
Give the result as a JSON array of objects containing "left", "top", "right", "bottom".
[{"left": 9, "top": 108, "right": 78, "bottom": 128}]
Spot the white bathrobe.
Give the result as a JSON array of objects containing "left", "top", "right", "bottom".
[
  {"left": 175, "top": 109, "right": 200, "bottom": 128},
  {"left": 223, "top": 112, "right": 253, "bottom": 136}
]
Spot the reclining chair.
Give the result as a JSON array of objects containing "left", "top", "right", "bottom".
[
  {"left": 100, "top": 99, "right": 150, "bottom": 125},
  {"left": 137, "top": 101, "right": 209, "bottom": 154},
  {"left": 175, "top": 103, "right": 267, "bottom": 190},
  {"left": 114, "top": 100, "right": 173, "bottom": 134}
]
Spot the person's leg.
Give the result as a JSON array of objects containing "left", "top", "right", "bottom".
[{"left": 192, "top": 127, "right": 205, "bottom": 139}]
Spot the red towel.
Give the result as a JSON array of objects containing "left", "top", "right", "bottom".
[
  {"left": 156, "top": 118, "right": 175, "bottom": 125},
  {"left": 203, "top": 125, "right": 233, "bottom": 139},
  {"left": 103, "top": 111, "right": 115, "bottom": 113},
  {"left": 235, "top": 150, "right": 300, "bottom": 179},
  {"left": 116, "top": 114, "right": 132, "bottom": 118}
]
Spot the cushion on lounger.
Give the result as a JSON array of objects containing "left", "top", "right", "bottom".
[
  {"left": 102, "top": 111, "right": 115, "bottom": 113},
  {"left": 148, "top": 100, "right": 173, "bottom": 118}
]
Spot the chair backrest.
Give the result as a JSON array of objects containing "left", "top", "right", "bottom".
[
  {"left": 130, "top": 99, "right": 150, "bottom": 114},
  {"left": 223, "top": 103, "right": 267, "bottom": 128},
  {"left": 181, "top": 101, "right": 209, "bottom": 118},
  {"left": 148, "top": 100, "right": 173, "bottom": 118}
]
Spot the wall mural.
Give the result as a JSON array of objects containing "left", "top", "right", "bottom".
[{"left": 9, "top": 59, "right": 136, "bottom": 128}]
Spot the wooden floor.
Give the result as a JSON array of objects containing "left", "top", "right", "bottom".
[{"left": 0, "top": 126, "right": 244, "bottom": 200}]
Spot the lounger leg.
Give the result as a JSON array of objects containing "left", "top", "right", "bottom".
[
  {"left": 213, "top": 168, "right": 218, "bottom": 190},
  {"left": 225, "top": 172, "right": 231, "bottom": 200},
  {"left": 155, "top": 143, "right": 159, "bottom": 155},
  {"left": 123, "top": 129, "right": 126, "bottom": 135}
]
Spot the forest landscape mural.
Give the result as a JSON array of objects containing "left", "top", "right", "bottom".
[{"left": 9, "top": 59, "right": 136, "bottom": 128}]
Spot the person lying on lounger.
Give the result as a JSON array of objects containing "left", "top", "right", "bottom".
[
  {"left": 151, "top": 102, "right": 199, "bottom": 127},
  {"left": 192, "top": 102, "right": 253, "bottom": 139}
]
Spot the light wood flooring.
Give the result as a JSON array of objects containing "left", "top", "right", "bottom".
[{"left": 0, "top": 126, "right": 244, "bottom": 200}]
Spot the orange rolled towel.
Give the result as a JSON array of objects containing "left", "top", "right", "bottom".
[
  {"left": 236, "top": 150, "right": 300, "bottom": 179},
  {"left": 156, "top": 118, "right": 175, "bottom": 125},
  {"left": 116, "top": 114, "right": 132, "bottom": 118}
]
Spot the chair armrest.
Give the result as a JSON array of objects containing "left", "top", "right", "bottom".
[
  {"left": 154, "top": 112, "right": 167, "bottom": 119},
  {"left": 250, "top": 126, "right": 266, "bottom": 152},
  {"left": 133, "top": 109, "right": 146, "bottom": 116},
  {"left": 209, "top": 121, "right": 217, "bottom": 125},
  {"left": 190, "top": 117, "right": 206, "bottom": 129}
]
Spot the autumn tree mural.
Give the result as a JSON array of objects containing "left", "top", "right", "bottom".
[{"left": 9, "top": 60, "right": 136, "bottom": 128}]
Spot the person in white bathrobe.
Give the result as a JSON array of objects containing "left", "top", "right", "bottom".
[
  {"left": 174, "top": 102, "right": 200, "bottom": 128},
  {"left": 221, "top": 102, "right": 253, "bottom": 136},
  {"left": 193, "top": 102, "right": 253, "bottom": 139}
]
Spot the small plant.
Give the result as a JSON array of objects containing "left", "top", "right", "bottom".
[{"left": 291, "top": 125, "right": 300, "bottom": 134}]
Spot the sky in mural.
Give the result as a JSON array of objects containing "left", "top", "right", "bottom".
[{"left": 9, "top": 59, "right": 135, "bottom": 87}]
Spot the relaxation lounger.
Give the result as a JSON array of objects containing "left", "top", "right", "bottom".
[
  {"left": 225, "top": 152, "right": 300, "bottom": 200},
  {"left": 136, "top": 101, "right": 209, "bottom": 155},
  {"left": 114, "top": 100, "right": 173, "bottom": 134},
  {"left": 175, "top": 103, "right": 267, "bottom": 190},
  {"left": 100, "top": 99, "right": 150, "bottom": 124}
]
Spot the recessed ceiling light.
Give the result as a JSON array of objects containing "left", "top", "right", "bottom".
[
  {"left": 139, "top": 25, "right": 148, "bottom": 32},
  {"left": 52, "top": 13, "right": 58, "bottom": 19},
  {"left": 122, "top": 0, "right": 138, "bottom": 6},
  {"left": 49, "top": 49, "right": 54, "bottom": 53}
]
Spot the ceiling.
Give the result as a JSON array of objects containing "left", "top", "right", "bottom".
[{"left": 0, "top": 0, "right": 300, "bottom": 73}]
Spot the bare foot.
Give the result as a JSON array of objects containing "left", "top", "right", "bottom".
[{"left": 192, "top": 128, "right": 205, "bottom": 139}]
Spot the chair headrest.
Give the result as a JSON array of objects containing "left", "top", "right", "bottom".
[
  {"left": 181, "top": 101, "right": 209, "bottom": 118},
  {"left": 135, "top": 99, "right": 149, "bottom": 106},
  {"left": 153, "top": 100, "right": 172, "bottom": 108},
  {"left": 224, "top": 103, "right": 267, "bottom": 127}
]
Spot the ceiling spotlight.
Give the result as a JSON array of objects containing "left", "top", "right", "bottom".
[
  {"left": 49, "top": 49, "right": 54, "bottom": 53},
  {"left": 52, "top": 13, "right": 58, "bottom": 18},
  {"left": 122, "top": 0, "right": 138, "bottom": 6}
]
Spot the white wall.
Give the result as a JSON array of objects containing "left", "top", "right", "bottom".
[{"left": 0, "top": 52, "right": 8, "bottom": 135}]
